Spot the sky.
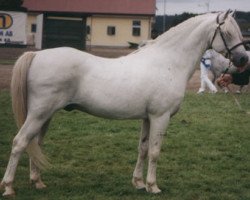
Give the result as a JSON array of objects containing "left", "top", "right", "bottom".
[{"left": 156, "top": 0, "right": 250, "bottom": 15}]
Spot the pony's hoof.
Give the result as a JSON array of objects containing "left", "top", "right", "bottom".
[
  {"left": 2, "top": 187, "right": 15, "bottom": 197},
  {"left": 132, "top": 177, "right": 146, "bottom": 190},
  {"left": 1, "top": 182, "right": 15, "bottom": 197},
  {"left": 35, "top": 181, "right": 47, "bottom": 189},
  {"left": 146, "top": 183, "right": 161, "bottom": 194},
  {"left": 30, "top": 180, "right": 47, "bottom": 189}
]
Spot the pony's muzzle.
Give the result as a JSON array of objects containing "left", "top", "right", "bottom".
[{"left": 231, "top": 52, "right": 249, "bottom": 68}]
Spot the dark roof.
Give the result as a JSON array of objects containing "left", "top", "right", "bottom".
[{"left": 23, "top": 0, "right": 155, "bottom": 15}]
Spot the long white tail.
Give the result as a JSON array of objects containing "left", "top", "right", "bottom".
[{"left": 11, "top": 52, "right": 49, "bottom": 169}]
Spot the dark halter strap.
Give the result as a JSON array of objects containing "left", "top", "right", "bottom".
[{"left": 228, "top": 40, "right": 250, "bottom": 52}]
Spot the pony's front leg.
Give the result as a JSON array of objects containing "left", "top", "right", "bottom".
[
  {"left": 132, "top": 119, "right": 150, "bottom": 189},
  {"left": 146, "top": 113, "right": 170, "bottom": 193}
]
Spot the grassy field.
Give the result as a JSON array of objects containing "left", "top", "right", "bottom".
[
  {"left": 0, "top": 90, "right": 250, "bottom": 200},
  {"left": 0, "top": 60, "right": 15, "bottom": 65}
]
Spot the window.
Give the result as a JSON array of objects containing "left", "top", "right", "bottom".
[
  {"left": 132, "top": 20, "right": 141, "bottom": 36},
  {"left": 107, "top": 26, "right": 116, "bottom": 35},
  {"left": 31, "top": 24, "right": 37, "bottom": 33}
]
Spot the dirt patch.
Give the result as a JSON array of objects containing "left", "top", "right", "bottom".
[
  {"left": 187, "top": 70, "right": 201, "bottom": 91},
  {"left": 0, "top": 47, "right": 37, "bottom": 61}
]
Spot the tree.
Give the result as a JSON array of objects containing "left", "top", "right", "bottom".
[{"left": 0, "top": 0, "right": 25, "bottom": 11}]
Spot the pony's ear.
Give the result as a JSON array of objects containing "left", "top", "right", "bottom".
[
  {"left": 221, "top": 9, "right": 232, "bottom": 21},
  {"left": 230, "top": 10, "right": 236, "bottom": 18}
]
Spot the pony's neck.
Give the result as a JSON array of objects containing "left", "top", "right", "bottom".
[{"left": 155, "top": 14, "right": 216, "bottom": 80}]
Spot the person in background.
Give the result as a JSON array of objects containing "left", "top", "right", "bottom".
[
  {"left": 217, "top": 50, "right": 250, "bottom": 92},
  {"left": 217, "top": 67, "right": 250, "bottom": 91},
  {"left": 197, "top": 50, "right": 218, "bottom": 94}
]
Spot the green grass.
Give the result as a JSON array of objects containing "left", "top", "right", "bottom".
[
  {"left": 0, "top": 59, "right": 15, "bottom": 65},
  {"left": 0, "top": 91, "right": 250, "bottom": 200}
]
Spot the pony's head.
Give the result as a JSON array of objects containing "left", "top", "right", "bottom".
[{"left": 210, "top": 10, "right": 248, "bottom": 68}]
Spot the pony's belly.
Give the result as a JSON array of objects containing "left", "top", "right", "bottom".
[
  {"left": 73, "top": 102, "right": 148, "bottom": 119},
  {"left": 74, "top": 82, "right": 149, "bottom": 119}
]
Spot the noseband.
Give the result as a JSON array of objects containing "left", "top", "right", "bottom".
[{"left": 210, "top": 13, "right": 247, "bottom": 59}]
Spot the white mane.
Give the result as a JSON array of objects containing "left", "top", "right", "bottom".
[
  {"left": 139, "top": 12, "right": 242, "bottom": 52},
  {"left": 156, "top": 14, "right": 209, "bottom": 42},
  {"left": 132, "top": 13, "right": 215, "bottom": 54}
]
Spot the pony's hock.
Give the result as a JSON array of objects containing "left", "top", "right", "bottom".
[{"left": 1, "top": 11, "right": 248, "bottom": 196}]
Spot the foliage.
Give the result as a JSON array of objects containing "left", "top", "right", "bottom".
[
  {"left": 236, "top": 11, "right": 250, "bottom": 22},
  {"left": 154, "top": 11, "right": 250, "bottom": 35},
  {"left": 155, "top": 12, "right": 197, "bottom": 34},
  {"left": 0, "top": 91, "right": 250, "bottom": 200},
  {"left": 0, "top": 0, "right": 25, "bottom": 11}
]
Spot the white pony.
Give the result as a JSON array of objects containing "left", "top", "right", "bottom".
[{"left": 1, "top": 11, "right": 248, "bottom": 196}]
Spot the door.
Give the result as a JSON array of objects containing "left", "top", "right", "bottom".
[{"left": 43, "top": 15, "right": 86, "bottom": 50}]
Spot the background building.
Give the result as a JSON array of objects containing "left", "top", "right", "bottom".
[{"left": 23, "top": 0, "right": 156, "bottom": 49}]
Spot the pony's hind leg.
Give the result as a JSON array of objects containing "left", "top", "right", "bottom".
[
  {"left": 30, "top": 119, "right": 51, "bottom": 189},
  {"left": 132, "top": 119, "right": 150, "bottom": 189},
  {"left": 1, "top": 115, "right": 50, "bottom": 196},
  {"left": 30, "top": 159, "right": 46, "bottom": 189}
]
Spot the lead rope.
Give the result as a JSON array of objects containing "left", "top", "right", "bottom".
[
  {"left": 225, "top": 86, "right": 244, "bottom": 111},
  {"left": 221, "top": 61, "right": 247, "bottom": 113},
  {"left": 226, "top": 83, "right": 250, "bottom": 114}
]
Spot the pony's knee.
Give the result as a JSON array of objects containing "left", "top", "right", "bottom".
[{"left": 148, "top": 149, "right": 161, "bottom": 162}]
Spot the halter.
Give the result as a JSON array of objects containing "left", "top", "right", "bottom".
[
  {"left": 210, "top": 13, "right": 250, "bottom": 79},
  {"left": 210, "top": 13, "right": 246, "bottom": 59}
]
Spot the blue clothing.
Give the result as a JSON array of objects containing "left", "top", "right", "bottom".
[{"left": 201, "top": 58, "right": 211, "bottom": 69}]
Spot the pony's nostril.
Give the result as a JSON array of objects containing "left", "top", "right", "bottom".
[{"left": 240, "top": 55, "right": 248, "bottom": 66}]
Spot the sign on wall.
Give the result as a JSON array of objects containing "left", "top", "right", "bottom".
[{"left": 0, "top": 11, "right": 27, "bottom": 45}]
